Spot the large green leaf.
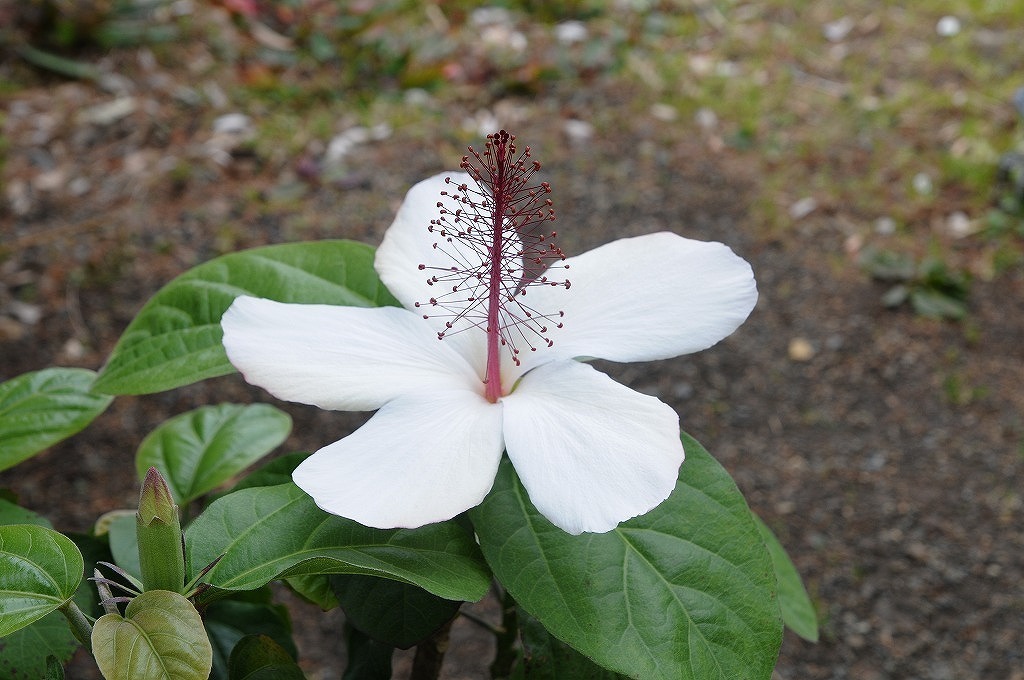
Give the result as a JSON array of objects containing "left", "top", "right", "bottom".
[
  {"left": 470, "top": 434, "right": 783, "bottom": 680},
  {"left": 94, "top": 240, "right": 398, "bottom": 395},
  {"left": 752, "top": 514, "right": 819, "bottom": 642},
  {"left": 0, "top": 525, "right": 84, "bottom": 637},
  {"left": 92, "top": 590, "right": 212, "bottom": 680},
  {"left": 0, "top": 368, "right": 113, "bottom": 472},
  {"left": 330, "top": 574, "right": 461, "bottom": 649},
  {"left": 185, "top": 483, "right": 491, "bottom": 603},
  {"left": 0, "top": 611, "right": 78, "bottom": 680},
  {"left": 135, "top": 403, "right": 292, "bottom": 504}
]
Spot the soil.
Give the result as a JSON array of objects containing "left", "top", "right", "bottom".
[{"left": 2, "top": 17, "right": 1023, "bottom": 680}]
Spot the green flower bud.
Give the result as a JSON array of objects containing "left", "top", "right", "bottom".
[{"left": 136, "top": 467, "right": 185, "bottom": 593}]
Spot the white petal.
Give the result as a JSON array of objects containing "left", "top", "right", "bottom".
[
  {"left": 375, "top": 171, "right": 481, "bottom": 312},
  {"left": 293, "top": 390, "right": 504, "bottom": 528},
  {"left": 514, "top": 232, "right": 757, "bottom": 372},
  {"left": 221, "top": 296, "right": 479, "bottom": 410},
  {"left": 376, "top": 172, "right": 518, "bottom": 377},
  {"left": 502, "top": 360, "right": 684, "bottom": 534}
]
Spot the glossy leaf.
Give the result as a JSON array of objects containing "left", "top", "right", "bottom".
[
  {"left": 0, "top": 525, "right": 84, "bottom": 637},
  {"left": 92, "top": 590, "right": 213, "bottom": 680},
  {"left": 753, "top": 514, "right": 819, "bottom": 642},
  {"left": 227, "top": 634, "right": 305, "bottom": 680},
  {"left": 229, "top": 452, "right": 309, "bottom": 494},
  {"left": 94, "top": 240, "right": 398, "bottom": 395},
  {"left": 186, "top": 483, "right": 490, "bottom": 603},
  {"left": 471, "top": 434, "right": 783, "bottom": 680},
  {"left": 0, "top": 611, "right": 77, "bottom": 680},
  {"left": 135, "top": 403, "right": 292, "bottom": 504},
  {"left": 0, "top": 368, "right": 113, "bottom": 472},
  {"left": 330, "top": 574, "right": 461, "bottom": 649},
  {"left": 101, "top": 511, "right": 142, "bottom": 582},
  {"left": 205, "top": 600, "right": 296, "bottom": 680}
]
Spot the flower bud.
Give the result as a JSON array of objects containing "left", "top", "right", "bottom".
[{"left": 136, "top": 467, "right": 185, "bottom": 593}]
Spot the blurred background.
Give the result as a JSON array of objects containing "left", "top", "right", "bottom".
[{"left": 2, "top": 1, "right": 1022, "bottom": 678}]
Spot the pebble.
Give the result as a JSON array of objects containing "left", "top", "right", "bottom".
[
  {"left": 789, "top": 196, "right": 817, "bottom": 220},
  {"left": 78, "top": 97, "right": 137, "bottom": 126},
  {"left": 936, "top": 16, "right": 961, "bottom": 37},
  {"left": 788, "top": 337, "right": 815, "bottom": 362}
]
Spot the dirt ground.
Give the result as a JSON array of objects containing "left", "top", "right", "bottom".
[{"left": 2, "top": 11, "right": 1023, "bottom": 680}]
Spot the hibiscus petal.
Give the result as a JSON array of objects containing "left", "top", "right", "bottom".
[
  {"left": 292, "top": 390, "right": 504, "bottom": 528},
  {"left": 502, "top": 360, "right": 684, "bottom": 534},
  {"left": 221, "top": 296, "right": 479, "bottom": 410},
  {"left": 375, "top": 171, "right": 482, "bottom": 312},
  {"left": 514, "top": 232, "right": 757, "bottom": 373}
]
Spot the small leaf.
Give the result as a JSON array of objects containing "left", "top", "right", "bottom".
[
  {"left": 342, "top": 626, "right": 393, "bottom": 680},
  {"left": 101, "top": 511, "right": 142, "bottom": 582},
  {"left": 205, "top": 598, "right": 297, "bottom": 680},
  {"left": 330, "top": 574, "right": 461, "bottom": 649},
  {"left": 0, "top": 525, "right": 84, "bottom": 637},
  {"left": 94, "top": 240, "right": 398, "bottom": 395},
  {"left": 0, "top": 611, "right": 78, "bottom": 680},
  {"left": 227, "top": 634, "right": 305, "bottom": 680},
  {"left": 752, "top": 514, "right": 819, "bottom": 642},
  {"left": 0, "top": 368, "right": 113, "bottom": 472},
  {"left": 515, "top": 610, "right": 626, "bottom": 679},
  {"left": 92, "top": 590, "right": 213, "bottom": 680},
  {"left": 185, "top": 483, "right": 491, "bottom": 603},
  {"left": 135, "top": 404, "right": 292, "bottom": 505},
  {"left": 471, "top": 434, "right": 783, "bottom": 680},
  {"left": 0, "top": 498, "right": 52, "bottom": 527},
  {"left": 909, "top": 288, "right": 967, "bottom": 320}
]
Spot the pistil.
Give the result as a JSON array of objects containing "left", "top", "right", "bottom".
[{"left": 416, "top": 131, "right": 570, "bottom": 402}]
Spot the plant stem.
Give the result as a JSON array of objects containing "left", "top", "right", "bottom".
[
  {"left": 58, "top": 600, "right": 93, "bottom": 653},
  {"left": 410, "top": 618, "right": 453, "bottom": 680},
  {"left": 490, "top": 587, "right": 519, "bottom": 679}
]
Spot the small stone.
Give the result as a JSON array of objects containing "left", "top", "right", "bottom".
[
  {"left": 946, "top": 211, "right": 973, "bottom": 238},
  {"left": 563, "top": 119, "right": 594, "bottom": 144},
  {"left": 788, "top": 337, "right": 815, "bottom": 362},
  {"left": 694, "top": 107, "right": 718, "bottom": 130},
  {"left": 874, "top": 216, "right": 897, "bottom": 235},
  {"left": 650, "top": 103, "right": 678, "bottom": 122},
  {"left": 936, "top": 15, "right": 961, "bottom": 37},
  {"left": 823, "top": 16, "right": 855, "bottom": 42},
  {"left": 78, "top": 97, "right": 137, "bottom": 126},
  {"left": 212, "top": 113, "right": 252, "bottom": 135},
  {"left": 912, "top": 172, "right": 933, "bottom": 196},
  {"left": 789, "top": 196, "right": 817, "bottom": 220},
  {"left": 7, "top": 300, "right": 42, "bottom": 325},
  {"left": 554, "top": 20, "right": 587, "bottom": 44}
]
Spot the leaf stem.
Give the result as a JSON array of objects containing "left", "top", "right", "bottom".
[
  {"left": 490, "top": 587, "right": 519, "bottom": 679},
  {"left": 58, "top": 600, "right": 93, "bottom": 653},
  {"left": 410, "top": 618, "right": 453, "bottom": 680}
]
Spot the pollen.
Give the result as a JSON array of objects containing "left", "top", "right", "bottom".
[{"left": 415, "top": 130, "right": 570, "bottom": 401}]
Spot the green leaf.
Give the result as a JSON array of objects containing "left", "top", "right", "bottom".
[
  {"left": 909, "top": 288, "right": 968, "bottom": 320},
  {"left": 205, "top": 599, "right": 297, "bottom": 680},
  {"left": 185, "top": 483, "right": 491, "bottom": 603},
  {"left": 0, "top": 368, "right": 113, "bottom": 472},
  {"left": 45, "top": 653, "right": 66, "bottom": 680},
  {"left": 0, "top": 499, "right": 51, "bottom": 527},
  {"left": 470, "top": 434, "right": 783, "bottom": 680},
  {"left": 135, "top": 404, "right": 292, "bottom": 504},
  {"left": 752, "top": 514, "right": 818, "bottom": 642},
  {"left": 342, "top": 626, "right": 393, "bottom": 680},
  {"left": 92, "top": 590, "right": 213, "bottom": 680},
  {"left": 0, "top": 525, "right": 84, "bottom": 637},
  {"left": 227, "top": 634, "right": 306, "bottom": 680},
  {"left": 94, "top": 240, "right": 398, "bottom": 395},
  {"left": 284, "top": 574, "right": 338, "bottom": 610},
  {"left": 330, "top": 574, "right": 461, "bottom": 649},
  {"left": 229, "top": 452, "right": 309, "bottom": 494},
  {"left": 515, "top": 610, "right": 626, "bottom": 679},
  {"left": 102, "top": 511, "right": 142, "bottom": 582},
  {"left": 0, "top": 611, "right": 78, "bottom": 680}
]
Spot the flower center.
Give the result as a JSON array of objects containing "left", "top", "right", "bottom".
[{"left": 414, "top": 130, "right": 570, "bottom": 403}]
